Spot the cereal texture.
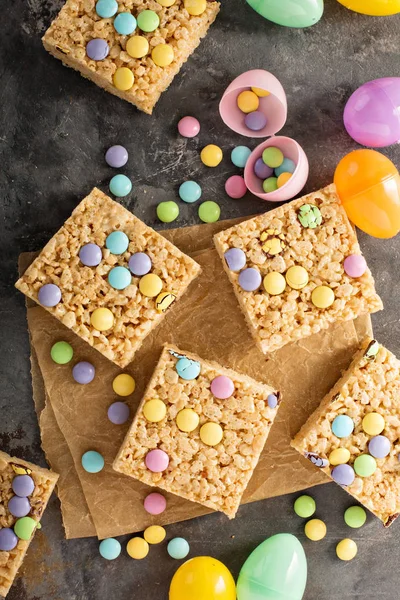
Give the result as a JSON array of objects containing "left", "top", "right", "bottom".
[
  {"left": 15, "top": 188, "right": 201, "bottom": 368},
  {"left": 42, "top": 0, "right": 220, "bottom": 114},
  {"left": 113, "top": 344, "right": 280, "bottom": 518},
  {"left": 292, "top": 339, "right": 400, "bottom": 526},
  {"left": 214, "top": 184, "right": 383, "bottom": 355},
  {"left": 0, "top": 452, "right": 58, "bottom": 597}
]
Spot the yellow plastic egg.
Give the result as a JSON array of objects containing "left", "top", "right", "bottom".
[
  {"left": 237, "top": 90, "right": 259, "bottom": 113},
  {"left": 144, "top": 525, "right": 166, "bottom": 544},
  {"left": 139, "top": 273, "right": 163, "bottom": 297},
  {"left": 113, "top": 67, "right": 134, "bottom": 91},
  {"left": 311, "top": 285, "right": 335, "bottom": 308},
  {"left": 169, "top": 556, "right": 236, "bottom": 600},
  {"left": 285, "top": 266, "right": 309, "bottom": 290},
  {"left": 263, "top": 272, "right": 286, "bottom": 295},
  {"left": 176, "top": 408, "right": 200, "bottom": 432},
  {"left": 184, "top": 0, "right": 207, "bottom": 15},
  {"left": 362, "top": 412, "right": 385, "bottom": 435},
  {"left": 90, "top": 307, "right": 114, "bottom": 331},
  {"left": 143, "top": 399, "right": 167, "bottom": 423},
  {"left": 126, "top": 35, "right": 149, "bottom": 58},
  {"left": 200, "top": 145, "right": 223, "bottom": 167},
  {"left": 200, "top": 422, "right": 223, "bottom": 446},
  {"left": 127, "top": 537, "right": 149, "bottom": 559},
  {"left": 336, "top": 538, "right": 358, "bottom": 561},
  {"left": 329, "top": 448, "right": 351, "bottom": 466},
  {"left": 304, "top": 519, "right": 327, "bottom": 541},
  {"left": 337, "top": 0, "right": 400, "bottom": 16},
  {"left": 251, "top": 86, "right": 270, "bottom": 97},
  {"left": 112, "top": 373, "right": 135, "bottom": 397},
  {"left": 152, "top": 43, "right": 175, "bottom": 67}
]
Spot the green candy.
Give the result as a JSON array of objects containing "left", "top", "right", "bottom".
[
  {"left": 14, "top": 517, "right": 37, "bottom": 541},
  {"left": 51, "top": 341, "right": 73, "bottom": 365},
  {"left": 294, "top": 495, "right": 316, "bottom": 518},
  {"left": 198, "top": 201, "right": 220, "bottom": 223},
  {"left": 298, "top": 204, "right": 322, "bottom": 229},
  {"left": 344, "top": 506, "right": 367, "bottom": 528},
  {"left": 354, "top": 454, "right": 377, "bottom": 477},
  {"left": 364, "top": 340, "right": 380, "bottom": 361},
  {"left": 262, "top": 147, "right": 284, "bottom": 168},
  {"left": 157, "top": 201, "right": 179, "bottom": 223},
  {"left": 137, "top": 9, "right": 159, "bottom": 32},
  {"left": 262, "top": 177, "right": 278, "bottom": 193}
]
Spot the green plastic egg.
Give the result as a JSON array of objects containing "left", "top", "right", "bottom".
[
  {"left": 246, "top": 0, "right": 324, "bottom": 28},
  {"left": 236, "top": 533, "right": 307, "bottom": 600}
]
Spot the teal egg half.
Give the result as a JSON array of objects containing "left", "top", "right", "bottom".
[
  {"left": 236, "top": 533, "right": 307, "bottom": 600},
  {"left": 246, "top": 0, "right": 324, "bottom": 28}
]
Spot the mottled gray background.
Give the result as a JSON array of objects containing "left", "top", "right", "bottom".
[{"left": 1, "top": 0, "right": 400, "bottom": 598}]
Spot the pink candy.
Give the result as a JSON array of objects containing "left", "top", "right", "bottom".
[
  {"left": 144, "top": 492, "right": 167, "bottom": 515},
  {"left": 145, "top": 449, "right": 169, "bottom": 472},
  {"left": 210, "top": 375, "right": 234, "bottom": 400},
  {"left": 344, "top": 254, "right": 367, "bottom": 278},
  {"left": 225, "top": 175, "right": 247, "bottom": 199},
  {"left": 178, "top": 116, "right": 200, "bottom": 138}
]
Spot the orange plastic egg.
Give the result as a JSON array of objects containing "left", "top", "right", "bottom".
[{"left": 334, "top": 149, "right": 400, "bottom": 238}]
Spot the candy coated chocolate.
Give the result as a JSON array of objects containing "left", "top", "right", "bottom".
[
  {"left": 331, "top": 414, "right": 354, "bottom": 438},
  {"left": 99, "top": 538, "right": 121, "bottom": 560},
  {"left": 108, "top": 266, "right": 132, "bottom": 290},
  {"left": 225, "top": 175, "right": 247, "bottom": 199},
  {"left": 86, "top": 38, "right": 109, "bottom": 60},
  {"left": 8, "top": 496, "right": 31, "bottom": 518},
  {"left": 368, "top": 435, "right": 391, "bottom": 458},
  {"left": 79, "top": 243, "right": 102, "bottom": 266},
  {"left": 12, "top": 475, "right": 35, "bottom": 497},
  {"left": 231, "top": 146, "right": 251, "bottom": 168},
  {"left": 238, "top": 267, "right": 261, "bottom": 292},
  {"left": 128, "top": 252, "right": 151, "bottom": 276},
  {"left": 178, "top": 116, "right": 200, "bottom": 137},
  {"left": 107, "top": 402, "right": 130, "bottom": 425},
  {"left": 244, "top": 110, "right": 267, "bottom": 131},
  {"left": 254, "top": 158, "right": 273, "bottom": 179},
  {"left": 105, "top": 145, "right": 128, "bottom": 168},
  {"left": 211, "top": 375, "right": 234, "bottom": 399},
  {"left": 331, "top": 464, "right": 355, "bottom": 486},
  {"left": 106, "top": 231, "right": 129, "bottom": 254},
  {"left": 0, "top": 528, "right": 18, "bottom": 551},
  {"left": 143, "top": 492, "right": 167, "bottom": 515},
  {"left": 81, "top": 450, "right": 104, "bottom": 473},
  {"left": 145, "top": 449, "right": 169, "bottom": 472},
  {"left": 176, "top": 357, "right": 201, "bottom": 380},
  {"left": 14, "top": 517, "right": 37, "bottom": 541},
  {"left": 224, "top": 248, "right": 246, "bottom": 272},
  {"left": 344, "top": 254, "right": 367, "bottom": 278},
  {"left": 72, "top": 361, "right": 95, "bottom": 384},
  {"left": 267, "top": 393, "right": 278, "bottom": 408},
  {"left": 167, "top": 537, "right": 190, "bottom": 559},
  {"left": 38, "top": 283, "right": 61, "bottom": 307}
]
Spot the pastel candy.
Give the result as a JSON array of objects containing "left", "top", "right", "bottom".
[
  {"left": 0, "top": 528, "right": 18, "bottom": 551},
  {"left": 143, "top": 492, "right": 167, "bottom": 515},
  {"left": 332, "top": 464, "right": 355, "bottom": 486},
  {"left": 8, "top": 496, "right": 31, "bottom": 518},
  {"left": 176, "top": 357, "right": 201, "bottom": 380},
  {"left": 224, "top": 248, "right": 246, "bottom": 272},
  {"left": 238, "top": 268, "right": 261, "bottom": 292},
  {"left": 79, "top": 243, "right": 102, "bottom": 266},
  {"left": 107, "top": 402, "right": 130, "bottom": 425},
  {"left": 211, "top": 375, "right": 234, "bottom": 399},
  {"left": 128, "top": 252, "right": 152, "bottom": 276},
  {"left": 12, "top": 475, "right": 35, "bottom": 497},
  {"left": 38, "top": 283, "right": 61, "bottom": 307},
  {"left": 344, "top": 254, "right": 367, "bottom": 278},
  {"left": 145, "top": 449, "right": 169, "bottom": 472}
]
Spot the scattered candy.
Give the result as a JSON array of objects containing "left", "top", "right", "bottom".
[
  {"left": 362, "top": 412, "right": 385, "bottom": 436},
  {"left": 354, "top": 454, "right": 377, "bottom": 477},
  {"left": 200, "top": 422, "right": 223, "bottom": 446},
  {"left": 128, "top": 252, "right": 152, "bottom": 276},
  {"left": 167, "top": 537, "right": 190, "bottom": 559},
  {"left": 238, "top": 267, "right": 261, "bottom": 292},
  {"left": 297, "top": 204, "right": 322, "bottom": 229},
  {"left": 200, "top": 145, "right": 223, "bottom": 167},
  {"left": 344, "top": 506, "right": 367, "bottom": 528},
  {"left": 285, "top": 266, "right": 309, "bottom": 290},
  {"left": 245, "top": 111, "right": 268, "bottom": 131},
  {"left": 51, "top": 341, "right": 73, "bottom": 365},
  {"left": 329, "top": 447, "right": 351, "bottom": 465},
  {"left": 331, "top": 414, "right": 354, "bottom": 438},
  {"left": 277, "top": 172, "right": 292, "bottom": 188},
  {"left": 79, "top": 243, "right": 102, "bottom": 266},
  {"left": 95, "top": 0, "right": 118, "bottom": 18},
  {"left": 152, "top": 43, "right": 174, "bottom": 67},
  {"left": 304, "top": 519, "right": 326, "bottom": 541},
  {"left": 344, "top": 254, "right": 367, "bottom": 278},
  {"left": 331, "top": 463, "right": 355, "bottom": 486},
  {"left": 108, "top": 266, "right": 132, "bottom": 290},
  {"left": 113, "top": 67, "right": 134, "bottom": 91},
  {"left": 176, "top": 357, "right": 201, "bottom": 380},
  {"left": 178, "top": 116, "right": 200, "bottom": 138},
  {"left": 251, "top": 86, "right": 270, "bottom": 97},
  {"left": 99, "top": 538, "right": 121, "bottom": 560},
  {"left": 106, "top": 231, "right": 129, "bottom": 255},
  {"left": 176, "top": 408, "right": 200, "bottom": 432},
  {"left": 275, "top": 158, "right": 296, "bottom": 177},
  {"left": 231, "top": 146, "right": 251, "bottom": 168},
  {"left": 211, "top": 375, "right": 234, "bottom": 399},
  {"left": 267, "top": 393, "right": 278, "bottom": 408},
  {"left": 0, "top": 528, "right": 18, "bottom": 551},
  {"left": 139, "top": 273, "right": 163, "bottom": 297},
  {"left": 143, "top": 399, "right": 167, "bottom": 423},
  {"left": 8, "top": 496, "right": 31, "bottom": 518},
  {"left": 144, "top": 492, "right": 167, "bottom": 515},
  {"left": 38, "top": 283, "right": 61, "bottom": 307},
  {"left": 254, "top": 158, "right": 273, "bottom": 180},
  {"left": 81, "top": 451, "right": 104, "bottom": 473},
  {"left": 198, "top": 201, "right": 221, "bottom": 223},
  {"left": 127, "top": 537, "right": 149, "bottom": 559},
  {"left": 126, "top": 35, "right": 149, "bottom": 58},
  {"left": 14, "top": 517, "right": 37, "bottom": 541},
  {"left": 90, "top": 307, "right": 114, "bottom": 331},
  {"left": 263, "top": 272, "right": 286, "bottom": 295},
  {"left": 336, "top": 538, "right": 357, "bottom": 561},
  {"left": 157, "top": 201, "right": 179, "bottom": 223},
  {"left": 156, "top": 292, "right": 176, "bottom": 312},
  {"left": 262, "top": 147, "right": 284, "bottom": 168},
  {"left": 114, "top": 12, "right": 137, "bottom": 35},
  {"left": 137, "top": 9, "right": 160, "bottom": 32},
  {"left": 144, "top": 525, "right": 166, "bottom": 544},
  {"left": 225, "top": 175, "right": 247, "bottom": 199},
  {"left": 12, "top": 475, "right": 35, "bottom": 498},
  {"left": 262, "top": 177, "right": 278, "bottom": 193},
  {"left": 294, "top": 495, "right": 316, "bottom": 518},
  {"left": 86, "top": 38, "right": 109, "bottom": 61},
  {"left": 179, "top": 181, "right": 202, "bottom": 203},
  {"left": 145, "top": 449, "right": 169, "bottom": 472},
  {"left": 311, "top": 285, "right": 335, "bottom": 308},
  {"left": 237, "top": 90, "right": 259, "bottom": 114},
  {"left": 368, "top": 435, "right": 391, "bottom": 458},
  {"left": 72, "top": 361, "right": 95, "bottom": 384},
  {"left": 109, "top": 174, "right": 132, "bottom": 197},
  {"left": 105, "top": 145, "right": 128, "bottom": 168},
  {"left": 112, "top": 373, "right": 135, "bottom": 396},
  {"left": 107, "top": 401, "right": 130, "bottom": 425},
  {"left": 224, "top": 248, "right": 246, "bottom": 272},
  {"left": 184, "top": 0, "right": 206, "bottom": 15}
]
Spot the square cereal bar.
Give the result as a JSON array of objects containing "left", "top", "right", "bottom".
[
  {"left": 42, "top": 0, "right": 220, "bottom": 114},
  {"left": 214, "top": 184, "right": 382, "bottom": 355},
  {"left": 292, "top": 339, "right": 400, "bottom": 526},
  {"left": 0, "top": 451, "right": 59, "bottom": 597},
  {"left": 113, "top": 344, "right": 281, "bottom": 518},
  {"left": 15, "top": 188, "right": 201, "bottom": 368}
]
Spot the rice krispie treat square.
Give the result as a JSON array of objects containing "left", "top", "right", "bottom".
[
  {"left": 0, "top": 452, "right": 59, "bottom": 598},
  {"left": 214, "top": 184, "right": 383, "bottom": 355},
  {"left": 42, "top": 0, "right": 220, "bottom": 114},
  {"left": 113, "top": 344, "right": 281, "bottom": 518},
  {"left": 292, "top": 339, "right": 400, "bottom": 527},
  {"left": 15, "top": 188, "right": 201, "bottom": 368}
]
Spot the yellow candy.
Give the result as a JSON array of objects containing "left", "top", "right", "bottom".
[
  {"left": 329, "top": 447, "right": 351, "bottom": 466},
  {"left": 184, "top": 0, "right": 207, "bottom": 15},
  {"left": 127, "top": 537, "right": 149, "bottom": 559},
  {"left": 90, "top": 307, "right": 114, "bottom": 331},
  {"left": 144, "top": 525, "right": 166, "bottom": 545},
  {"left": 113, "top": 67, "right": 134, "bottom": 91},
  {"left": 263, "top": 272, "right": 286, "bottom": 296},
  {"left": 139, "top": 273, "right": 163, "bottom": 297},
  {"left": 311, "top": 285, "right": 335, "bottom": 308},
  {"left": 156, "top": 291, "right": 176, "bottom": 312},
  {"left": 200, "top": 422, "right": 223, "bottom": 446},
  {"left": 251, "top": 86, "right": 270, "bottom": 97},
  {"left": 152, "top": 44, "right": 174, "bottom": 67},
  {"left": 285, "top": 266, "right": 309, "bottom": 290},
  {"left": 112, "top": 374, "right": 135, "bottom": 397},
  {"left": 158, "top": 0, "right": 176, "bottom": 5},
  {"left": 126, "top": 35, "right": 149, "bottom": 58},
  {"left": 336, "top": 539, "right": 358, "bottom": 561},
  {"left": 277, "top": 172, "right": 292, "bottom": 188},
  {"left": 362, "top": 412, "right": 385, "bottom": 436},
  {"left": 143, "top": 399, "right": 167, "bottom": 423},
  {"left": 237, "top": 90, "right": 259, "bottom": 114},
  {"left": 200, "top": 144, "right": 223, "bottom": 167},
  {"left": 176, "top": 408, "right": 199, "bottom": 432},
  {"left": 304, "top": 519, "right": 327, "bottom": 541}
]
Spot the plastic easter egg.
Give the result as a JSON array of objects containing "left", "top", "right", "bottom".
[
  {"left": 246, "top": 0, "right": 324, "bottom": 28},
  {"left": 334, "top": 149, "right": 400, "bottom": 238},
  {"left": 236, "top": 533, "right": 307, "bottom": 600},
  {"left": 344, "top": 78, "right": 400, "bottom": 148},
  {"left": 169, "top": 556, "right": 236, "bottom": 600},
  {"left": 337, "top": 0, "right": 400, "bottom": 16}
]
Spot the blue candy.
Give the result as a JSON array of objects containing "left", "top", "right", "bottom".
[
  {"left": 114, "top": 12, "right": 137, "bottom": 35},
  {"left": 176, "top": 358, "right": 201, "bottom": 380},
  {"left": 99, "top": 538, "right": 121, "bottom": 560},
  {"left": 167, "top": 537, "right": 190, "bottom": 560},
  {"left": 231, "top": 146, "right": 252, "bottom": 168},
  {"left": 331, "top": 414, "right": 354, "bottom": 438},
  {"left": 108, "top": 266, "right": 132, "bottom": 290},
  {"left": 106, "top": 231, "right": 129, "bottom": 255},
  {"left": 81, "top": 451, "right": 105, "bottom": 473},
  {"left": 109, "top": 174, "right": 132, "bottom": 197},
  {"left": 179, "top": 181, "right": 202, "bottom": 203},
  {"left": 275, "top": 158, "right": 296, "bottom": 177},
  {"left": 95, "top": 0, "right": 118, "bottom": 18}
]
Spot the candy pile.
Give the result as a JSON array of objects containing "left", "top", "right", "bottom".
[
  {"left": 236, "top": 87, "right": 270, "bottom": 132},
  {"left": 253, "top": 146, "right": 296, "bottom": 193}
]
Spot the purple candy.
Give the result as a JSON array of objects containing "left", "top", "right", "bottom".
[
  {"left": 254, "top": 158, "right": 273, "bottom": 180},
  {"left": 267, "top": 393, "right": 278, "bottom": 409},
  {"left": 105, "top": 145, "right": 128, "bottom": 168},
  {"left": 86, "top": 38, "right": 109, "bottom": 61},
  {"left": 245, "top": 111, "right": 268, "bottom": 131},
  {"left": 12, "top": 475, "right": 35, "bottom": 498},
  {"left": 79, "top": 243, "right": 102, "bottom": 267},
  {"left": 369, "top": 435, "right": 391, "bottom": 459},
  {"left": 0, "top": 528, "right": 18, "bottom": 551},
  {"left": 128, "top": 252, "right": 152, "bottom": 276},
  {"left": 238, "top": 268, "right": 262, "bottom": 292},
  {"left": 8, "top": 496, "right": 31, "bottom": 518},
  {"left": 72, "top": 361, "right": 95, "bottom": 384},
  {"left": 38, "top": 283, "right": 61, "bottom": 307},
  {"left": 224, "top": 248, "right": 246, "bottom": 272},
  {"left": 331, "top": 464, "right": 355, "bottom": 486},
  {"left": 107, "top": 402, "right": 130, "bottom": 425}
]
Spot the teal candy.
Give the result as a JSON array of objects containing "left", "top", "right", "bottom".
[
  {"left": 96, "top": 0, "right": 118, "bottom": 18},
  {"left": 114, "top": 13, "right": 137, "bottom": 35},
  {"left": 246, "top": 0, "right": 323, "bottom": 28},
  {"left": 106, "top": 231, "right": 129, "bottom": 255},
  {"left": 236, "top": 533, "right": 307, "bottom": 600},
  {"left": 331, "top": 414, "right": 354, "bottom": 438},
  {"left": 167, "top": 537, "right": 190, "bottom": 560},
  {"left": 81, "top": 451, "right": 105, "bottom": 473},
  {"left": 108, "top": 266, "right": 132, "bottom": 290},
  {"left": 179, "top": 181, "right": 202, "bottom": 203},
  {"left": 109, "top": 174, "right": 132, "bottom": 197},
  {"left": 275, "top": 158, "right": 296, "bottom": 177},
  {"left": 99, "top": 538, "right": 121, "bottom": 560},
  {"left": 176, "top": 358, "right": 201, "bottom": 380},
  {"left": 231, "top": 146, "right": 252, "bottom": 168}
]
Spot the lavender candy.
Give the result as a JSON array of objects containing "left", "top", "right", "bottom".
[
  {"left": 86, "top": 38, "right": 110, "bottom": 61},
  {"left": 38, "top": 283, "right": 61, "bottom": 307},
  {"left": 72, "top": 361, "right": 96, "bottom": 384},
  {"left": 331, "top": 464, "right": 355, "bottom": 486},
  {"left": 128, "top": 252, "right": 152, "bottom": 276},
  {"left": 254, "top": 158, "right": 274, "bottom": 180},
  {"left": 224, "top": 248, "right": 246, "bottom": 272},
  {"left": 238, "top": 268, "right": 262, "bottom": 292},
  {"left": 105, "top": 145, "right": 128, "bottom": 168},
  {"left": 245, "top": 111, "right": 268, "bottom": 131},
  {"left": 12, "top": 475, "right": 35, "bottom": 497},
  {"left": 0, "top": 528, "right": 18, "bottom": 551},
  {"left": 79, "top": 243, "right": 102, "bottom": 267},
  {"left": 108, "top": 402, "right": 130, "bottom": 425},
  {"left": 368, "top": 435, "right": 391, "bottom": 459},
  {"left": 8, "top": 496, "right": 31, "bottom": 518}
]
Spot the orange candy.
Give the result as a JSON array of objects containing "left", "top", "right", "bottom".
[{"left": 277, "top": 172, "right": 292, "bottom": 188}]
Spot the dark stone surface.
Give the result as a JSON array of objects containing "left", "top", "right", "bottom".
[{"left": 1, "top": 0, "right": 400, "bottom": 598}]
